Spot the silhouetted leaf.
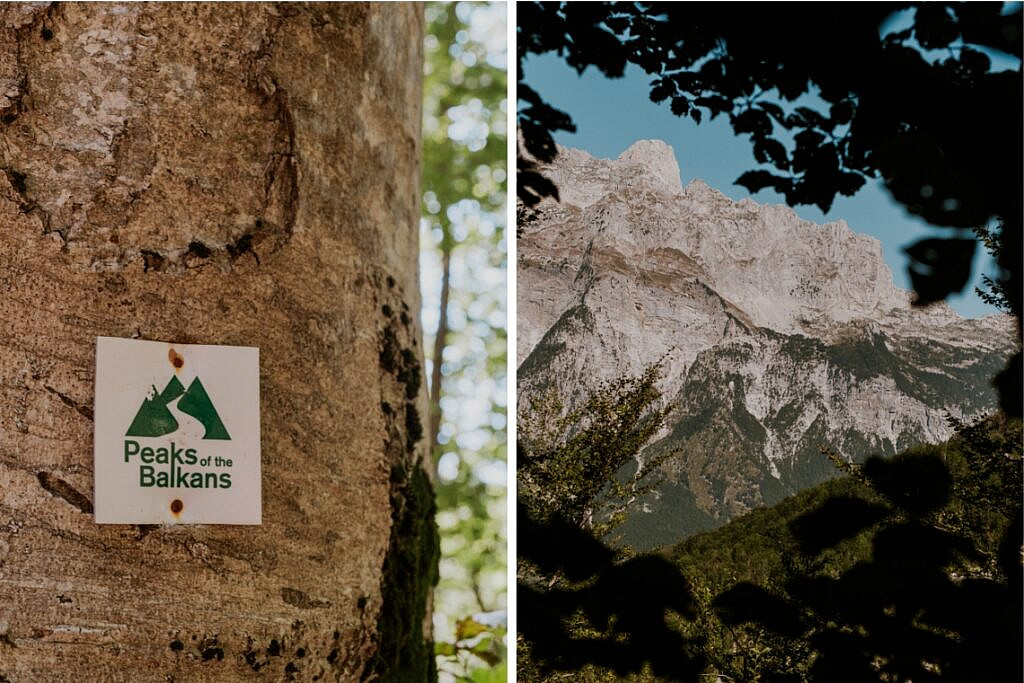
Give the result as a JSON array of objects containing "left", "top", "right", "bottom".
[
  {"left": 649, "top": 78, "right": 674, "bottom": 103},
  {"left": 518, "top": 168, "right": 560, "bottom": 207},
  {"left": 836, "top": 170, "right": 866, "bottom": 196},
  {"left": 752, "top": 137, "right": 789, "bottom": 169},
  {"left": 904, "top": 237, "right": 976, "bottom": 306},
  {"left": 758, "top": 101, "right": 787, "bottom": 125},
  {"left": 914, "top": 4, "right": 960, "bottom": 49},
  {"left": 791, "top": 106, "right": 828, "bottom": 129},
  {"left": 714, "top": 582, "right": 805, "bottom": 637},
  {"left": 862, "top": 452, "right": 951, "bottom": 515},
  {"left": 670, "top": 95, "right": 690, "bottom": 116},
  {"left": 957, "top": 47, "right": 992, "bottom": 77},
  {"left": 807, "top": 630, "right": 876, "bottom": 681},
  {"left": 736, "top": 169, "right": 788, "bottom": 194},
  {"left": 788, "top": 496, "right": 890, "bottom": 555},
  {"left": 871, "top": 522, "right": 974, "bottom": 568},
  {"left": 829, "top": 99, "right": 855, "bottom": 125},
  {"left": 732, "top": 107, "right": 772, "bottom": 137},
  {"left": 993, "top": 351, "right": 1022, "bottom": 418},
  {"left": 694, "top": 95, "right": 732, "bottom": 119}
]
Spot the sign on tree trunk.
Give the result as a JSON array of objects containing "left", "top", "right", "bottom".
[
  {"left": 0, "top": 4, "right": 437, "bottom": 680},
  {"left": 94, "top": 337, "right": 262, "bottom": 525}
]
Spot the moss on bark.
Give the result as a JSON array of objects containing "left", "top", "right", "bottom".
[{"left": 365, "top": 464, "right": 440, "bottom": 681}]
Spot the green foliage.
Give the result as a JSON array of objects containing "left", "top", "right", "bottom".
[
  {"left": 681, "top": 415, "right": 1022, "bottom": 682},
  {"left": 936, "top": 413, "right": 1023, "bottom": 573},
  {"left": 517, "top": 365, "right": 706, "bottom": 682},
  {"left": 519, "top": 415, "right": 1023, "bottom": 682},
  {"left": 776, "top": 329, "right": 1007, "bottom": 414},
  {"left": 434, "top": 617, "right": 507, "bottom": 677},
  {"left": 424, "top": 5, "right": 506, "bottom": 242},
  {"left": 517, "top": 304, "right": 592, "bottom": 381},
  {"left": 974, "top": 220, "right": 1013, "bottom": 314},
  {"left": 366, "top": 465, "right": 441, "bottom": 682},
  {"left": 519, "top": 363, "right": 673, "bottom": 536},
  {"left": 422, "top": 3, "right": 507, "bottom": 681}
]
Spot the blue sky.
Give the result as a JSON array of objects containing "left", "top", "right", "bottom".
[{"left": 522, "top": 53, "right": 1004, "bottom": 319}]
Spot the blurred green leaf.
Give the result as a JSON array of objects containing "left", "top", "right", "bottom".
[
  {"left": 469, "top": 661, "right": 507, "bottom": 682},
  {"left": 456, "top": 616, "right": 490, "bottom": 641},
  {"left": 422, "top": 2, "right": 507, "bottom": 680}
]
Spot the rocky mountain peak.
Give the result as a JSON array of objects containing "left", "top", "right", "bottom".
[
  {"left": 683, "top": 177, "right": 717, "bottom": 195},
  {"left": 616, "top": 139, "right": 682, "bottom": 190},
  {"left": 519, "top": 140, "right": 1015, "bottom": 548}
]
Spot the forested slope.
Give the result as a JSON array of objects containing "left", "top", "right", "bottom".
[{"left": 519, "top": 415, "right": 1022, "bottom": 682}]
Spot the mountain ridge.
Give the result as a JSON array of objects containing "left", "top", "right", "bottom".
[{"left": 518, "top": 140, "right": 1015, "bottom": 548}]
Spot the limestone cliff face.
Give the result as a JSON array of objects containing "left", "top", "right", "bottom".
[{"left": 518, "top": 140, "right": 1015, "bottom": 549}]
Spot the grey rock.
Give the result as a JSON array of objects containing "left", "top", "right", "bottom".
[{"left": 518, "top": 141, "right": 1015, "bottom": 549}]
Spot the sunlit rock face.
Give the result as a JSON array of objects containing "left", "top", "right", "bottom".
[{"left": 518, "top": 141, "right": 1016, "bottom": 549}]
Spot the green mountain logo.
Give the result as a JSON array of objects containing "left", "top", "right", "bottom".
[{"left": 126, "top": 375, "right": 231, "bottom": 440}]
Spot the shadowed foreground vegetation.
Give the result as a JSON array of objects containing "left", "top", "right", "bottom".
[{"left": 518, "top": 412, "right": 1022, "bottom": 682}]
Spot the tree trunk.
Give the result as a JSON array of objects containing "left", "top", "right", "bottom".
[
  {"left": 0, "top": 3, "right": 436, "bottom": 681},
  {"left": 428, "top": 246, "right": 451, "bottom": 455}
]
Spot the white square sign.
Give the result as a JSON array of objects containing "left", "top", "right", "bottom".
[{"left": 93, "top": 337, "right": 261, "bottom": 525}]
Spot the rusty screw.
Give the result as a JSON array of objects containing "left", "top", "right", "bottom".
[
  {"left": 170, "top": 499, "right": 183, "bottom": 514},
  {"left": 168, "top": 348, "right": 184, "bottom": 369}
]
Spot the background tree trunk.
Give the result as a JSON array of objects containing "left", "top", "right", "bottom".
[{"left": 0, "top": 3, "right": 436, "bottom": 680}]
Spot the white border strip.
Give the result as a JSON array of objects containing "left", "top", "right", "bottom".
[{"left": 505, "top": 0, "right": 517, "bottom": 680}]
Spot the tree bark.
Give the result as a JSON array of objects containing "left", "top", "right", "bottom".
[{"left": 0, "top": 3, "right": 436, "bottom": 681}]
